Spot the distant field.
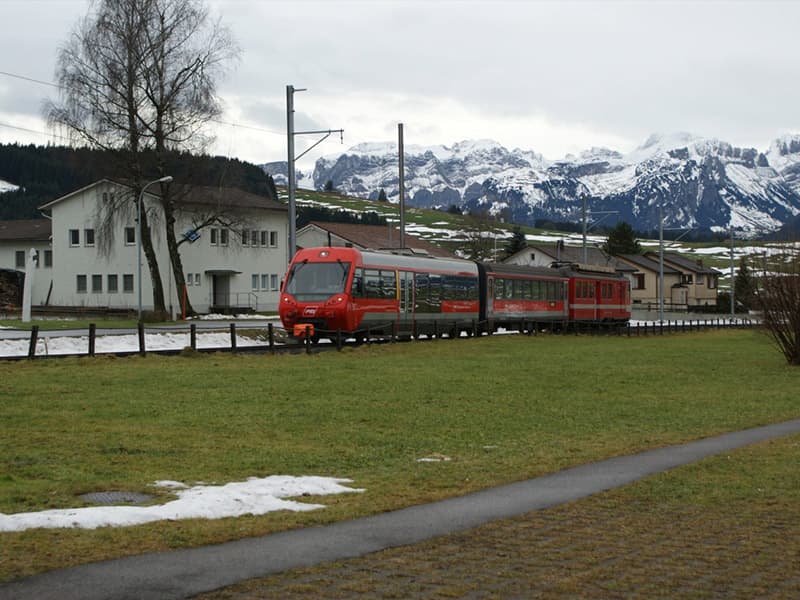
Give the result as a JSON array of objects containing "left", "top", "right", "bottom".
[{"left": 1, "top": 330, "right": 798, "bottom": 581}]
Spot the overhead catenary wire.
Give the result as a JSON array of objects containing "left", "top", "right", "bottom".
[{"left": 0, "top": 69, "right": 285, "bottom": 139}]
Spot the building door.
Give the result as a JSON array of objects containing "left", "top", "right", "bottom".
[
  {"left": 212, "top": 275, "right": 230, "bottom": 308},
  {"left": 398, "top": 271, "right": 414, "bottom": 335}
]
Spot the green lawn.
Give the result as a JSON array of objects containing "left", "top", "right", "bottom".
[{"left": 1, "top": 330, "right": 798, "bottom": 581}]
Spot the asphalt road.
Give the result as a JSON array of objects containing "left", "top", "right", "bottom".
[{"left": 3, "top": 418, "right": 800, "bottom": 600}]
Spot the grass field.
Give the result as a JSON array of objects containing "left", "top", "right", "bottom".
[{"left": 1, "top": 329, "right": 798, "bottom": 582}]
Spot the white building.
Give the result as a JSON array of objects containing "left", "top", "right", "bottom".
[{"left": 36, "top": 180, "right": 288, "bottom": 315}]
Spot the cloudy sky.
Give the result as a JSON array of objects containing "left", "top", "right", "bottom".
[{"left": 1, "top": 0, "right": 798, "bottom": 170}]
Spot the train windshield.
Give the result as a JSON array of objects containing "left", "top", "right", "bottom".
[{"left": 284, "top": 260, "right": 351, "bottom": 301}]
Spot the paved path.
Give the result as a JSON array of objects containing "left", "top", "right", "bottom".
[{"left": 3, "top": 418, "right": 800, "bottom": 600}]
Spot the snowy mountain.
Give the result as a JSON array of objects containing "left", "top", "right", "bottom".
[
  {"left": 300, "top": 133, "right": 800, "bottom": 235},
  {"left": 0, "top": 179, "right": 18, "bottom": 193}
]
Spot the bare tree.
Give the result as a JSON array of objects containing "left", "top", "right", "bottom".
[
  {"left": 46, "top": 0, "right": 239, "bottom": 317},
  {"left": 755, "top": 242, "right": 800, "bottom": 365}
]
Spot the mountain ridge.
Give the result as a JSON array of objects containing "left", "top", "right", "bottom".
[{"left": 264, "top": 133, "right": 800, "bottom": 237}]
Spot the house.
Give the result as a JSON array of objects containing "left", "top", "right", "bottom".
[
  {"left": 615, "top": 253, "right": 685, "bottom": 308},
  {"left": 503, "top": 244, "right": 637, "bottom": 276},
  {"left": 0, "top": 219, "right": 53, "bottom": 307},
  {"left": 297, "top": 221, "right": 455, "bottom": 258},
  {"left": 35, "top": 179, "right": 288, "bottom": 315},
  {"left": 645, "top": 252, "right": 719, "bottom": 307}
]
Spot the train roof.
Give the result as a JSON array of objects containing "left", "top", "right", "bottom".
[
  {"left": 479, "top": 262, "right": 567, "bottom": 279},
  {"left": 293, "top": 246, "right": 477, "bottom": 275}
]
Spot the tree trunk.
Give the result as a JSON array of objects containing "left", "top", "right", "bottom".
[
  {"left": 139, "top": 206, "right": 167, "bottom": 318},
  {"left": 161, "top": 191, "right": 196, "bottom": 317}
]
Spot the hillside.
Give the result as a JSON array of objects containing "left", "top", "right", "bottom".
[{"left": 0, "top": 143, "right": 274, "bottom": 220}]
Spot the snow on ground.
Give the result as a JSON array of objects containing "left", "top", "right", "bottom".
[
  {"left": 0, "top": 331, "right": 268, "bottom": 358},
  {"left": 0, "top": 476, "right": 364, "bottom": 532}
]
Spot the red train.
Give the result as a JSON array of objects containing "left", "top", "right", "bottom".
[{"left": 279, "top": 246, "right": 630, "bottom": 341}]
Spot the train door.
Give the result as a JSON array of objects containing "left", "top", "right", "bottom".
[{"left": 398, "top": 271, "right": 414, "bottom": 336}]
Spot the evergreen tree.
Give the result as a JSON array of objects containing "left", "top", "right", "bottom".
[
  {"left": 377, "top": 188, "right": 388, "bottom": 202},
  {"left": 603, "top": 221, "right": 641, "bottom": 255},
  {"left": 734, "top": 257, "right": 757, "bottom": 311},
  {"left": 324, "top": 180, "right": 335, "bottom": 193},
  {"left": 502, "top": 225, "right": 527, "bottom": 260}
]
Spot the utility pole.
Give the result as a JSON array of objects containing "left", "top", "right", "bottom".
[
  {"left": 398, "top": 123, "right": 405, "bottom": 249},
  {"left": 730, "top": 227, "right": 735, "bottom": 321},
  {"left": 659, "top": 205, "right": 664, "bottom": 323},
  {"left": 286, "top": 85, "right": 343, "bottom": 263}
]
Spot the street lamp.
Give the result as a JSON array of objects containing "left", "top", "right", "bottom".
[{"left": 138, "top": 175, "right": 173, "bottom": 320}]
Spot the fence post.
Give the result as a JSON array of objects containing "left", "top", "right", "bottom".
[
  {"left": 138, "top": 321, "right": 146, "bottom": 356},
  {"left": 88, "top": 323, "right": 96, "bottom": 357},
  {"left": 27, "top": 325, "right": 39, "bottom": 359},
  {"left": 336, "top": 329, "right": 343, "bottom": 351},
  {"left": 433, "top": 321, "right": 439, "bottom": 340},
  {"left": 305, "top": 325, "right": 312, "bottom": 354},
  {"left": 190, "top": 323, "right": 197, "bottom": 350},
  {"left": 230, "top": 323, "right": 237, "bottom": 353},
  {"left": 268, "top": 323, "right": 275, "bottom": 354}
]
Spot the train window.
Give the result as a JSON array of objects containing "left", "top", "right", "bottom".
[
  {"left": 429, "top": 274, "right": 443, "bottom": 306},
  {"left": 351, "top": 269, "right": 364, "bottom": 296},
  {"left": 505, "top": 279, "right": 514, "bottom": 300},
  {"left": 363, "top": 269, "right": 382, "bottom": 298},
  {"left": 464, "top": 277, "right": 478, "bottom": 300},
  {"left": 522, "top": 280, "right": 533, "bottom": 300},
  {"left": 381, "top": 271, "right": 397, "bottom": 298},
  {"left": 285, "top": 260, "right": 351, "bottom": 301},
  {"left": 494, "top": 278, "right": 504, "bottom": 300}
]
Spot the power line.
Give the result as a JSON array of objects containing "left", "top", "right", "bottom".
[
  {"left": 0, "top": 121, "right": 70, "bottom": 141},
  {"left": 0, "top": 69, "right": 285, "bottom": 137},
  {"left": 0, "top": 70, "right": 60, "bottom": 89}
]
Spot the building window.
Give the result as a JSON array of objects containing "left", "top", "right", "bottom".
[
  {"left": 91, "top": 274, "right": 102, "bottom": 293},
  {"left": 251, "top": 230, "right": 258, "bottom": 247},
  {"left": 186, "top": 272, "right": 193, "bottom": 286},
  {"left": 252, "top": 274, "right": 259, "bottom": 291},
  {"left": 269, "top": 231, "right": 278, "bottom": 248},
  {"left": 108, "top": 274, "right": 118, "bottom": 293},
  {"left": 84, "top": 228, "right": 95, "bottom": 247},
  {"left": 259, "top": 230, "right": 267, "bottom": 247},
  {"left": 261, "top": 274, "right": 268, "bottom": 290},
  {"left": 241, "top": 229, "right": 249, "bottom": 247},
  {"left": 69, "top": 229, "right": 80, "bottom": 246},
  {"left": 76, "top": 274, "right": 87, "bottom": 293},
  {"left": 43, "top": 250, "right": 52, "bottom": 268},
  {"left": 15, "top": 250, "right": 25, "bottom": 268},
  {"left": 210, "top": 228, "right": 218, "bottom": 246},
  {"left": 220, "top": 229, "right": 229, "bottom": 246},
  {"left": 697, "top": 274, "right": 705, "bottom": 285},
  {"left": 194, "top": 273, "right": 200, "bottom": 286},
  {"left": 682, "top": 274, "right": 694, "bottom": 285},
  {"left": 123, "top": 274, "right": 134, "bottom": 293},
  {"left": 633, "top": 274, "right": 645, "bottom": 290},
  {"left": 270, "top": 274, "right": 279, "bottom": 291},
  {"left": 125, "top": 227, "right": 136, "bottom": 245}
]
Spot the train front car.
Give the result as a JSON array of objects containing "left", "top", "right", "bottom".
[
  {"left": 280, "top": 247, "right": 481, "bottom": 341},
  {"left": 279, "top": 247, "right": 358, "bottom": 340}
]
